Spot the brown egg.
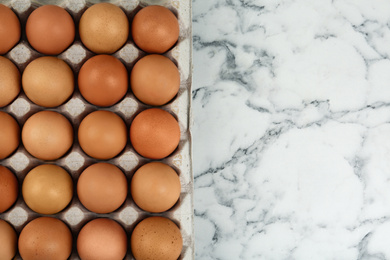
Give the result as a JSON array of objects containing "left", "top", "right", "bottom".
[
  {"left": 22, "top": 57, "right": 74, "bottom": 107},
  {"left": 131, "top": 217, "right": 183, "bottom": 260},
  {"left": 131, "top": 162, "right": 180, "bottom": 213},
  {"left": 26, "top": 5, "right": 75, "bottom": 55},
  {"left": 0, "top": 4, "right": 20, "bottom": 54},
  {"left": 19, "top": 217, "right": 72, "bottom": 260},
  {"left": 23, "top": 164, "right": 73, "bottom": 214},
  {"left": 77, "top": 218, "right": 127, "bottom": 260},
  {"left": 78, "top": 163, "right": 127, "bottom": 214},
  {"left": 0, "top": 220, "right": 17, "bottom": 260},
  {"left": 0, "top": 112, "right": 20, "bottom": 159},
  {"left": 0, "top": 166, "right": 18, "bottom": 213},
  {"left": 22, "top": 111, "right": 73, "bottom": 160},
  {"left": 78, "top": 110, "right": 127, "bottom": 160},
  {"left": 0, "top": 55, "right": 20, "bottom": 107},
  {"left": 131, "top": 55, "right": 180, "bottom": 106},
  {"left": 130, "top": 108, "right": 180, "bottom": 159},
  {"left": 132, "top": 5, "right": 179, "bottom": 53},
  {"left": 79, "top": 55, "right": 128, "bottom": 107},
  {"left": 79, "top": 3, "right": 129, "bottom": 54}
]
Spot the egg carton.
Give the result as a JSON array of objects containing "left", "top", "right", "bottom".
[{"left": 0, "top": 0, "right": 193, "bottom": 259}]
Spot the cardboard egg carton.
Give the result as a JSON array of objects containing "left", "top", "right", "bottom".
[{"left": 0, "top": 0, "right": 193, "bottom": 259}]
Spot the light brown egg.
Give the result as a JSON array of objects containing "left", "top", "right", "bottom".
[
  {"left": 78, "top": 163, "right": 127, "bottom": 214},
  {"left": 22, "top": 111, "right": 73, "bottom": 160},
  {"left": 22, "top": 57, "right": 74, "bottom": 107},
  {"left": 0, "top": 219, "right": 17, "bottom": 260},
  {"left": 26, "top": 5, "right": 75, "bottom": 55},
  {"left": 79, "top": 3, "right": 129, "bottom": 54},
  {"left": 23, "top": 164, "right": 73, "bottom": 215},
  {"left": 77, "top": 218, "right": 127, "bottom": 260},
  {"left": 0, "top": 56, "right": 20, "bottom": 107},
  {"left": 0, "top": 4, "right": 20, "bottom": 54},
  {"left": 0, "top": 166, "right": 18, "bottom": 213},
  {"left": 131, "top": 55, "right": 180, "bottom": 106},
  {"left": 79, "top": 55, "right": 128, "bottom": 107},
  {"left": 131, "top": 162, "right": 180, "bottom": 213},
  {"left": 78, "top": 110, "right": 127, "bottom": 160},
  {"left": 130, "top": 108, "right": 180, "bottom": 159},
  {"left": 0, "top": 111, "right": 20, "bottom": 159},
  {"left": 19, "top": 217, "right": 72, "bottom": 260},
  {"left": 132, "top": 5, "right": 179, "bottom": 53},
  {"left": 131, "top": 217, "right": 183, "bottom": 260}
]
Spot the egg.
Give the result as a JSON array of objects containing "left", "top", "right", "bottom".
[
  {"left": 131, "top": 162, "right": 180, "bottom": 213},
  {"left": 79, "top": 55, "right": 128, "bottom": 107},
  {"left": 130, "top": 108, "right": 180, "bottom": 159},
  {"left": 79, "top": 3, "right": 129, "bottom": 54},
  {"left": 22, "top": 57, "right": 74, "bottom": 107},
  {"left": 0, "top": 56, "right": 20, "bottom": 107},
  {"left": 22, "top": 164, "right": 73, "bottom": 214},
  {"left": 131, "top": 55, "right": 180, "bottom": 106},
  {"left": 26, "top": 5, "right": 75, "bottom": 55},
  {"left": 78, "top": 163, "right": 127, "bottom": 214},
  {"left": 19, "top": 217, "right": 72, "bottom": 260},
  {"left": 0, "top": 219, "right": 17, "bottom": 260},
  {"left": 0, "top": 166, "right": 18, "bottom": 213},
  {"left": 132, "top": 5, "right": 179, "bottom": 53},
  {"left": 78, "top": 110, "right": 127, "bottom": 160},
  {"left": 22, "top": 111, "right": 73, "bottom": 160},
  {"left": 77, "top": 218, "right": 127, "bottom": 260},
  {"left": 131, "top": 216, "right": 183, "bottom": 260},
  {"left": 0, "top": 111, "right": 20, "bottom": 160},
  {"left": 0, "top": 4, "right": 20, "bottom": 54}
]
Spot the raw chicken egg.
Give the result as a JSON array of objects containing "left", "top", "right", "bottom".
[
  {"left": 0, "top": 111, "right": 20, "bottom": 159},
  {"left": 22, "top": 111, "right": 73, "bottom": 160},
  {"left": 78, "top": 55, "right": 128, "bottom": 107},
  {"left": 22, "top": 57, "right": 74, "bottom": 107},
  {"left": 78, "top": 163, "right": 127, "bottom": 214},
  {"left": 0, "top": 166, "right": 18, "bottom": 213},
  {"left": 132, "top": 5, "right": 179, "bottom": 53},
  {"left": 77, "top": 218, "right": 127, "bottom": 260},
  {"left": 130, "top": 108, "right": 180, "bottom": 159},
  {"left": 0, "top": 219, "right": 17, "bottom": 260},
  {"left": 131, "top": 54, "right": 180, "bottom": 106},
  {"left": 26, "top": 5, "right": 75, "bottom": 55},
  {"left": 19, "top": 217, "right": 72, "bottom": 260},
  {"left": 23, "top": 164, "right": 73, "bottom": 214},
  {"left": 0, "top": 55, "right": 20, "bottom": 107},
  {"left": 131, "top": 162, "right": 180, "bottom": 213},
  {"left": 0, "top": 4, "right": 20, "bottom": 54}
]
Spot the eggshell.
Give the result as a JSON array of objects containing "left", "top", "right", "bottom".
[
  {"left": 0, "top": 166, "right": 18, "bottom": 213},
  {"left": 78, "top": 163, "right": 127, "bottom": 214},
  {"left": 78, "top": 110, "right": 127, "bottom": 160},
  {"left": 78, "top": 55, "right": 128, "bottom": 107},
  {"left": 19, "top": 217, "right": 72, "bottom": 260},
  {"left": 0, "top": 55, "right": 20, "bottom": 108},
  {"left": 132, "top": 5, "right": 179, "bottom": 53},
  {"left": 0, "top": 111, "right": 20, "bottom": 160},
  {"left": 77, "top": 218, "right": 127, "bottom": 260},
  {"left": 0, "top": 219, "right": 17, "bottom": 260},
  {"left": 131, "top": 162, "right": 180, "bottom": 213},
  {"left": 79, "top": 3, "right": 129, "bottom": 54},
  {"left": 130, "top": 108, "right": 180, "bottom": 159},
  {"left": 131, "top": 216, "right": 183, "bottom": 260},
  {"left": 23, "top": 164, "right": 73, "bottom": 214},
  {"left": 22, "top": 111, "right": 73, "bottom": 160},
  {"left": 0, "top": 4, "right": 20, "bottom": 54},
  {"left": 22, "top": 57, "right": 74, "bottom": 107},
  {"left": 131, "top": 55, "right": 180, "bottom": 106},
  {"left": 26, "top": 5, "right": 75, "bottom": 55}
]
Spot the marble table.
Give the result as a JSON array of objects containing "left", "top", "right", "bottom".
[{"left": 192, "top": 0, "right": 390, "bottom": 259}]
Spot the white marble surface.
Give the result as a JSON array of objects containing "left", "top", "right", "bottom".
[{"left": 192, "top": 0, "right": 390, "bottom": 259}]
